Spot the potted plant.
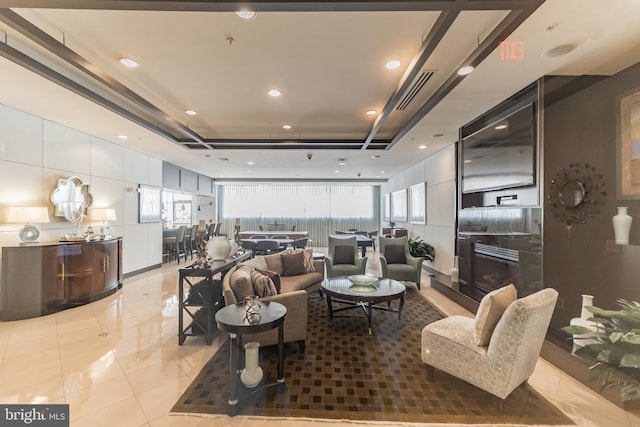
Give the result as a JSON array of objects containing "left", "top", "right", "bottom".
[
  {"left": 408, "top": 236, "right": 435, "bottom": 262},
  {"left": 562, "top": 299, "right": 640, "bottom": 407},
  {"left": 388, "top": 220, "right": 396, "bottom": 228}
]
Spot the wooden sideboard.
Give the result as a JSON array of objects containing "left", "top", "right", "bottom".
[{"left": 0, "top": 237, "right": 123, "bottom": 320}]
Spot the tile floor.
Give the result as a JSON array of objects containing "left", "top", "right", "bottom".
[{"left": 0, "top": 249, "right": 638, "bottom": 427}]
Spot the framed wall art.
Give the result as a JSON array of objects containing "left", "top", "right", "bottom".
[
  {"left": 139, "top": 184, "right": 162, "bottom": 223},
  {"left": 618, "top": 88, "right": 640, "bottom": 199},
  {"left": 391, "top": 189, "right": 407, "bottom": 222},
  {"left": 382, "top": 193, "right": 390, "bottom": 221},
  {"left": 409, "top": 182, "right": 426, "bottom": 224}
]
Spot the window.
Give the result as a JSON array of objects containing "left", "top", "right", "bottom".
[
  {"left": 391, "top": 189, "right": 407, "bottom": 222},
  {"left": 409, "top": 182, "right": 426, "bottom": 224}
]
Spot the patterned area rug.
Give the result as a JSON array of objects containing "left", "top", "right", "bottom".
[{"left": 172, "top": 287, "right": 574, "bottom": 424}]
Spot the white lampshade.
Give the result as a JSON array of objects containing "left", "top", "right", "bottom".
[
  {"left": 6, "top": 206, "right": 50, "bottom": 224},
  {"left": 91, "top": 208, "right": 117, "bottom": 221}
]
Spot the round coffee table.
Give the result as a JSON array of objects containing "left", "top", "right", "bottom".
[
  {"left": 215, "top": 301, "right": 287, "bottom": 416},
  {"left": 320, "top": 276, "right": 405, "bottom": 335}
]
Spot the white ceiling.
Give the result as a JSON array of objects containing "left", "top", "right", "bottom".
[{"left": 0, "top": 0, "right": 639, "bottom": 182}]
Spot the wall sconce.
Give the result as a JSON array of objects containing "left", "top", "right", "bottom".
[
  {"left": 91, "top": 208, "right": 117, "bottom": 238},
  {"left": 6, "top": 206, "right": 50, "bottom": 244}
]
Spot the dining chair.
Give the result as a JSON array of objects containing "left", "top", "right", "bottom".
[
  {"left": 174, "top": 225, "right": 188, "bottom": 264},
  {"left": 291, "top": 237, "right": 309, "bottom": 249},
  {"left": 188, "top": 225, "right": 198, "bottom": 259},
  {"left": 256, "top": 239, "right": 281, "bottom": 255},
  {"left": 249, "top": 234, "right": 268, "bottom": 239},
  {"left": 259, "top": 224, "right": 264, "bottom": 231},
  {"left": 367, "top": 230, "right": 379, "bottom": 250},
  {"left": 214, "top": 222, "right": 222, "bottom": 236},
  {"left": 291, "top": 225, "right": 296, "bottom": 231}
]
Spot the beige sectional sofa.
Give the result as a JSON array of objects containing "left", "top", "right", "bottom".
[{"left": 222, "top": 251, "right": 324, "bottom": 351}]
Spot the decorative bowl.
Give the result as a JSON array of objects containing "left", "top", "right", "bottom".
[{"left": 348, "top": 275, "right": 378, "bottom": 286}]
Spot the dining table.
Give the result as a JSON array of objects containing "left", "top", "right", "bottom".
[{"left": 240, "top": 238, "right": 293, "bottom": 250}]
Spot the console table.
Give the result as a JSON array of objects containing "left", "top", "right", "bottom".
[
  {"left": 178, "top": 251, "right": 252, "bottom": 345},
  {"left": 0, "top": 237, "right": 123, "bottom": 320}
]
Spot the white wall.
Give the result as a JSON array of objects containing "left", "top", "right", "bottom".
[
  {"left": 381, "top": 145, "right": 456, "bottom": 273},
  {"left": 0, "top": 103, "right": 163, "bottom": 275}
]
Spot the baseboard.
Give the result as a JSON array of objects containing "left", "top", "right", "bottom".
[{"left": 123, "top": 263, "right": 162, "bottom": 279}]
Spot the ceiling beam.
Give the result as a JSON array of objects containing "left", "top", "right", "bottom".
[
  {"left": 0, "top": 8, "right": 210, "bottom": 148},
  {"left": 0, "top": 1, "right": 547, "bottom": 12},
  {"left": 0, "top": 40, "right": 180, "bottom": 143},
  {"left": 361, "top": 9, "right": 458, "bottom": 150},
  {"left": 388, "top": 1, "right": 545, "bottom": 148}
]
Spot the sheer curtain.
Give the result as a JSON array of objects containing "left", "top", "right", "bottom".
[{"left": 219, "top": 184, "right": 380, "bottom": 246}]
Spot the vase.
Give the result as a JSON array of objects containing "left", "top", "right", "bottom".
[
  {"left": 228, "top": 240, "right": 239, "bottom": 257},
  {"left": 240, "top": 342, "right": 263, "bottom": 388},
  {"left": 206, "top": 236, "right": 231, "bottom": 260},
  {"left": 581, "top": 294, "right": 594, "bottom": 321},
  {"left": 613, "top": 206, "right": 632, "bottom": 245},
  {"left": 450, "top": 255, "right": 459, "bottom": 282}
]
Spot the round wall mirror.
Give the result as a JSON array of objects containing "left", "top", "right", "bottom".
[{"left": 558, "top": 180, "right": 585, "bottom": 208}]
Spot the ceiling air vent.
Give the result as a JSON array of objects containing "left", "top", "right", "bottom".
[{"left": 395, "top": 70, "right": 435, "bottom": 111}]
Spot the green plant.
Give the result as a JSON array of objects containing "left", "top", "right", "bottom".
[
  {"left": 562, "top": 299, "right": 640, "bottom": 403},
  {"left": 388, "top": 221, "right": 396, "bottom": 228},
  {"left": 408, "top": 236, "right": 435, "bottom": 262}
]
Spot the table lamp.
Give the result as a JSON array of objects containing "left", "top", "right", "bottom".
[
  {"left": 91, "top": 208, "right": 117, "bottom": 238},
  {"left": 6, "top": 206, "right": 50, "bottom": 244}
]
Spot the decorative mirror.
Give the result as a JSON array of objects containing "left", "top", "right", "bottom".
[
  {"left": 51, "top": 176, "right": 93, "bottom": 238},
  {"left": 558, "top": 180, "right": 585, "bottom": 208},
  {"left": 548, "top": 163, "right": 606, "bottom": 231}
]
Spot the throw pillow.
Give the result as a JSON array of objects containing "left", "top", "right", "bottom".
[
  {"left": 333, "top": 245, "right": 355, "bottom": 265},
  {"left": 281, "top": 251, "right": 307, "bottom": 276},
  {"left": 280, "top": 248, "right": 316, "bottom": 272},
  {"left": 250, "top": 269, "right": 278, "bottom": 297},
  {"left": 255, "top": 268, "right": 281, "bottom": 294},
  {"left": 474, "top": 284, "right": 518, "bottom": 346},
  {"left": 384, "top": 244, "right": 406, "bottom": 264}
]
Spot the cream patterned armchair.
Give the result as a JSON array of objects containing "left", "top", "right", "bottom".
[
  {"left": 421, "top": 286, "right": 558, "bottom": 403},
  {"left": 378, "top": 236, "right": 423, "bottom": 290},
  {"left": 325, "top": 235, "right": 367, "bottom": 278}
]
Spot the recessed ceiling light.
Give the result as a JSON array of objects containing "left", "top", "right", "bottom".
[
  {"left": 282, "top": 124, "right": 292, "bottom": 130},
  {"left": 457, "top": 65, "right": 474, "bottom": 76},
  {"left": 245, "top": 170, "right": 253, "bottom": 173},
  {"left": 185, "top": 110, "right": 197, "bottom": 116},
  {"left": 236, "top": 10, "right": 256, "bottom": 20},
  {"left": 385, "top": 60, "right": 401, "bottom": 70},
  {"left": 365, "top": 109, "right": 377, "bottom": 116},
  {"left": 219, "top": 157, "right": 229, "bottom": 161},
  {"left": 418, "top": 145, "right": 427, "bottom": 149},
  {"left": 204, "top": 154, "right": 211, "bottom": 158},
  {"left": 119, "top": 57, "right": 139, "bottom": 68},
  {"left": 431, "top": 133, "right": 445, "bottom": 138},
  {"left": 542, "top": 43, "right": 577, "bottom": 58},
  {"left": 380, "top": 170, "right": 386, "bottom": 174},
  {"left": 494, "top": 124, "right": 508, "bottom": 130},
  {"left": 464, "top": 160, "right": 472, "bottom": 163},
  {"left": 116, "top": 134, "right": 128, "bottom": 139},
  {"left": 334, "top": 170, "right": 340, "bottom": 174},
  {"left": 268, "top": 89, "right": 282, "bottom": 97},
  {"left": 371, "top": 155, "right": 381, "bottom": 159},
  {"left": 375, "top": 176, "right": 380, "bottom": 178},
  {"left": 338, "top": 162, "right": 346, "bottom": 166},
  {"left": 247, "top": 161, "right": 254, "bottom": 165}
]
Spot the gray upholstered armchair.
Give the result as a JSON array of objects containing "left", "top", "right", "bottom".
[
  {"left": 378, "top": 236, "right": 423, "bottom": 290},
  {"left": 421, "top": 286, "right": 558, "bottom": 404},
  {"left": 325, "top": 235, "right": 367, "bottom": 278}
]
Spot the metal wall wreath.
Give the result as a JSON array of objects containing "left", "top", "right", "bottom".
[{"left": 547, "top": 163, "right": 607, "bottom": 231}]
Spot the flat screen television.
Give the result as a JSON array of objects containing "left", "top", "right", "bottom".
[{"left": 461, "top": 102, "right": 536, "bottom": 194}]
